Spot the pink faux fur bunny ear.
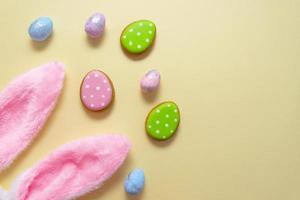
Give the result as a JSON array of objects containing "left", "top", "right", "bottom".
[
  {"left": 0, "top": 62, "right": 65, "bottom": 171},
  {"left": 9, "top": 135, "right": 131, "bottom": 200}
]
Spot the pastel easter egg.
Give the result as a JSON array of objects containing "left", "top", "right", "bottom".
[
  {"left": 85, "top": 12, "right": 105, "bottom": 38},
  {"left": 28, "top": 17, "right": 53, "bottom": 41},
  {"left": 80, "top": 70, "right": 114, "bottom": 111},
  {"left": 140, "top": 69, "right": 160, "bottom": 93},
  {"left": 146, "top": 102, "right": 180, "bottom": 140},
  {"left": 121, "top": 20, "right": 156, "bottom": 54},
  {"left": 124, "top": 169, "right": 145, "bottom": 195}
]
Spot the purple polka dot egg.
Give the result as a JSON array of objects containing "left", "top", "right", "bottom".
[
  {"left": 85, "top": 12, "right": 105, "bottom": 38},
  {"left": 140, "top": 70, "right": 160, "bottom": 93}
]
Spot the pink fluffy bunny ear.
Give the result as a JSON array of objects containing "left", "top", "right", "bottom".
[
  {"left": 0, "top": 62, "right": 65, "bottom": 171},
  {"left": 9, "top": 135, "right": 131, "bottom": 200}
]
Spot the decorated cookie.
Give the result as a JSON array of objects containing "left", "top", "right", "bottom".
[
  {"left": 121, "top": 20, "right": 156, "bottom": 54},
  {"left": 124, "top": 169, "right": 145, "bottom": 195},
  {"left": 28, "top": 17, "right": 53, "bottom": 41},
  {"left": 140, "top": 69, "right": 160, "bottom": 93},
  {"left": 80, "top": 70, "right": 114, "bottom": 111},
  {"left": 85, "top": 12, "right": 105, "bottom": 38},
  {"left": 146, "top": 101, "right": 180, "bottom": 140}
]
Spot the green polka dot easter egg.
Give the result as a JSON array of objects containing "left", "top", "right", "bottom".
[
  {"left": 121, "top": 20, "right": 156, "bottom": 54},
  {"left": 146, "top": 102, "right": 180, "bottom": 140}
]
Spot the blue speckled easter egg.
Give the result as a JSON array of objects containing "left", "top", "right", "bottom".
[
  {"left": 28, "top": 17, "right": 53, "bottom": 41},
  {"left": 124, "top": 169, "right": 145, "bottom": 195}
]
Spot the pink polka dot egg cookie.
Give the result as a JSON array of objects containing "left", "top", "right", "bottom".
[{"left": 80, "top": 70, "right": 114, "bottom": 111}]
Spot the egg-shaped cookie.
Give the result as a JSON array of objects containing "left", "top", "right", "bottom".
[
  {"left": 121, "top": 20, "right": 156, "bottom": 54},
  {"left": 145, "top": 101, "right": 180, "bottom": 140},
  {"left": 80, "top": 70, "right": 114, "bottom": 111}
]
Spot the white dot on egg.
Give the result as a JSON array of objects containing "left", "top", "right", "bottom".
[
  {"left": 85, "top": 85, "right": 90, "bottom": 89},
  {"left": 145, "top": 38, "right": 150, "bottom": 43},
  {"left": 139, "top": 23, "right": 143, "bottom": 26},
  {"left": 156, "top": 120, "right": 160, "bottom": 124},
  {"left": 83, "top": 96, "right": 86, "bottom": 99},
  {"left": 101, "top": 102, "right": 105, "bottom": 106},
  {"left": 165, "top": 114, "right": 169, "bottom": 118},
  {"left": 174, "top": 109, "right": 178, "bottom": 113},
  {"left": 174, "top": 118, "right": 178, "bottom": 122},
  {"left": 107, "top": 87, "right": 111, "bottom": 91},
  {"left": 96, "top": 86, "right": 101, "bottom": 91},
  {"left": 90, "top": 104, "right": 94, "bottom": 108},
  {"left": 86, "top": 75, "right": 90, "bottom": 79},
  {"left": 102, "top": 95, "right": 105, "bottom": 98},
  {"left": 148, "top": 125, "right": 152, "bottom": 129},
  {"left": 156, "top": 109, "right": 160, "bottom": 113},
  {"left": 149, "top": 23, "right": 153, "bottom": 27},
  {"left": 156, "top": 130, "right": 160, "bottom": 134},
  {"left": 148, "top": 30, "right": 153, "bottom": 34},
  {"left": 94, "top": 73, "right": 99, "bottom": 78},
  {"left": 137, "top": 32, "right": 141, "bottom": 36},
  {"left": 167, "top": 104, "right": 171, "bottom": 107},
  {"left": 123, "top": 35, "right": 127, "bottom": 39},
  {"left": 129, "top": 41, "right": 133, "bottom": 46},
  {"left": 90, "top": 94, "right": 94, "bottom": 98},
  {"left": 137, "top": 44, "right": 142, "bottom": 49},
  {"left": 162, "top": 135, "right": 166, "bottom": 139},
  {"left": 103, "top": 79, "right": 107, "bottom": 83},
  {"left": 165, "top": 123, "right": 169, "bottom": 127},
  {"left": 129, "top": 29, "right": 133, "bottom": 32}
]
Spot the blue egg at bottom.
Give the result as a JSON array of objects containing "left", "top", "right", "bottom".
[
  {"left": 28, "top": 17, "right": 53, "bottom": 41},
  {"left": 124, "top": 169, "right": 145, "bottom": 195}
]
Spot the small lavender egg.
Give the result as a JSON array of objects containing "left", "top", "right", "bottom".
[
  {"left": 28, "top": 17, "right": 53, "bottom": 41},
  {"left": 85, "top": 12, "right": 105, "bottom": 38},
  {"left": 140, "top": 70, "right": 160, "bottom": 93},
  {"left": 124, "top": 169, "right": 145, "bottom": 195}
]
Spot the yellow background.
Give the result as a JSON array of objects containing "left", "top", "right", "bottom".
[{"left": 0, "top": 0, "right": 299, "bottom": 199}]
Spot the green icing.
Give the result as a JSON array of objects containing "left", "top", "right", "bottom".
[
  {"left": 121, "top": 20, "right": 156, "bottom": 54},
  {"left": 146, "top": 102, "right": 180, "bottom": 140}
]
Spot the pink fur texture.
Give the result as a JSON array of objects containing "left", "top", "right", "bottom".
[
  {"left": 0, "top": 62, "right": 65, "bottom": 171},
  {"left": 10, "top": 135, "right": 131, "bottom": 200}
]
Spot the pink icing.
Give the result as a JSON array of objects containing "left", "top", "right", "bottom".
[{"left": 81, "top": 70, "right": 113, "bottom": 111}]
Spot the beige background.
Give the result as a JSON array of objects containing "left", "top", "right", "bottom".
[{"left": 0, "top": 0, "right": 300, "bottom": 199}]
